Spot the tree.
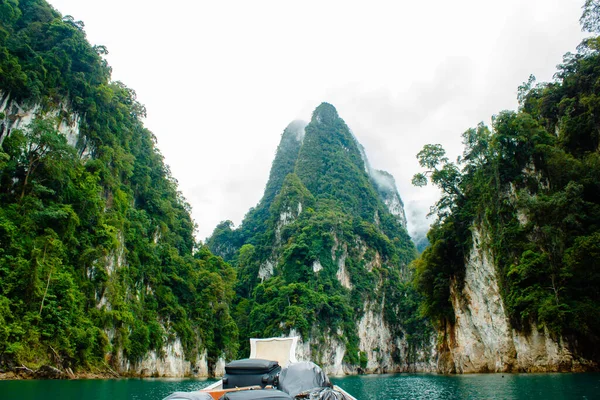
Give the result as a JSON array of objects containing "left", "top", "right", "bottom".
[
  {"left": 3, "top": 118, "right": 75, "bottom": 201},
  {"left": 517, "top": 75, "right": 536, "bottom": 109},
  {"left": 412, "top": 144, "right": 463, "bottom": 217},
  {"left": 581, "top": 0, "right": 600, "bottom": 33},
  {"left": 461, "top": 123, "right": 492, "bottom": 172}
]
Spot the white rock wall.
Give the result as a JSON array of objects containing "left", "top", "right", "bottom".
[
  {"left": 357, "top": 302, "right": 436, "bottom": 374},
  {"left": 446, "top": 226, "right": 516, "bottom": 372},
  {"left": 357, "top": 304, "right": 393, "bottom": 372},
  {"left": 118, "top": 339, "right": 223, "bottom": 378},
  {"left": 290, "top": 329, "right": 350, "bottom": 376},
  {"left": 331, "top": 237, "right": 351, "bottom": 289},
  {"left": 258, "top": 259, "right": 275, "bottom": 281},
  {"left": 287, "top": 296, "right": 437, "bottom": 376},
  {"left": 383, "top": 192, "right": 408, "bottom": 228},
  {"left": 441, "top": 225, "right": 591, "bottom": 373},
  {"left": 0, "top": 92, "right": 88, "bottom": 156},
  {"left": 125, "top": 339, "right": 191, "bottom": 377},
  {"left": 312, "top": 260, "right": 323, "bottom": 273}
]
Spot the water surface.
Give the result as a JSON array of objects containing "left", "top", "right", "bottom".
[
  {"left": 0, "top": 378, "right": 216, "bottom": 400},
  {"left": 1, "top": 373, "right": 599, "bottom": 399},
  {"left": 331, "top": 373, "right": 600, "bottom": 400}
]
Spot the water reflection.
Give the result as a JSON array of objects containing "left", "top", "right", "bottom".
[{"left": 330, "top": 372, "right": 600, "bottom": 400}]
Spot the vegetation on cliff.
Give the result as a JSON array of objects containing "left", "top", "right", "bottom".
[
  {"left": 412, "top": 1, "right": 600, "bottom": 361},
  {"left": 0, "top": 0, "right": 237, "bottom": 373},
  {"left": 209, "top": 104, "right": 431, "bottom": 366}
]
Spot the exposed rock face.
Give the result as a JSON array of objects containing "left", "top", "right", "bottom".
[
  {"left": 117, "top": 339, "right": 226, "bottom": 378},
  {"left": 369, "top": 169, "right": 407, "bottom": 228},
  {"left": 331, "top": 234, "right": 351, "bottom": 289},
  {"left": 357, "top": 306, "right": 393, "bottom": 372},
  {"left": 438, "top": 226, "right": 594, "bottom": 373},
  {"left": 288, "top": 299, "right": 436, "bottom": 376},
  {"left": 258, "top": 259, "right": 275, "bottom": 281},
  {"left": 0, "top": 91, "right": 88, "bottom": 156},
  {"left": 122, "top": 339, "right": 193, "bottom": 377},
  {"left": 357, "top": 303, "right": 436, "bottom": 374},
  {"left": 355, "top": 138, "right": 408, "bottom": 228},
  {"left": 292, "top": 328, "right": 349, "bottom": 376}
]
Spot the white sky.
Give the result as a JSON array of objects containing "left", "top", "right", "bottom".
[{"left": 48, "top": 0, "right": 588, "bottom": 241}]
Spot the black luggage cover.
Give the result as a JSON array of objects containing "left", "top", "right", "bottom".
[
  {"left": 163, "top": 391, "right": 213, "bottom": 400},
  {"left": 225, "top": 358, "right": 280, "bottom": 374},
  {"left": 277, "top": 362, "right": 329, "bottom": 397},
  {"left": 219, "top": 389, "right": 292, "bottom": 400}
]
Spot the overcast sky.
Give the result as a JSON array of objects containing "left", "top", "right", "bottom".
[{"left": 48, "top": 0, "right": 588, "bottom": 241}]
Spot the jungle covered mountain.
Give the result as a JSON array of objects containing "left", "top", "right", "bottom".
[
  {"left": 0, "top": 0, "right": 237, "bottom": 373},
  {"left": 412, "top": 3, "right": 600, "bottom": 365},
  {"left": 208, "top": 103, "right": 431, "bottom": 369}
]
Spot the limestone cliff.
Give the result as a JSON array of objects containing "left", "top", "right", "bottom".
[
  {"left": 437, "top": 225, "right": 595, "bottom": 373},
  {"left": 0, "top": 93, "right": 227, "bottom": 377},
  {"left": 209, "top": 103, "right": 433, "bottom": 375},
  {"left": 412, "top": 53, "right": 600, "bottom": 372}
]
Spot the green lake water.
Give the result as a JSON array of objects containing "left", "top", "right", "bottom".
[{"left": 0, "top": 373, "right": 598, "bottom": 399}]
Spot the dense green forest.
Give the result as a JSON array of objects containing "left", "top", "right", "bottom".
[
  {"left": 4, "top": 0, "right": 598, "bottom": 378},
  {"left": 0, "top": 0, "right": 237, "bottom": 373},
  {"left": 412, "top": 1, "right": 600, "bottom": 362},
  {"left": 208, "top": 104, "right": 431, "bottom": 367},
  {"left": 0, "top": 0, "right": 427, "bottom": 374}
]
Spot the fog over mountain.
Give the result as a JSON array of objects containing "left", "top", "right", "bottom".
[{"left": 47, "top": 0, "right": 587, "bottom": 242}]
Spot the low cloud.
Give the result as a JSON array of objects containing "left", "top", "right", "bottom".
[{"left": 51, "top": 0, "right": 587, "bottom": 242}]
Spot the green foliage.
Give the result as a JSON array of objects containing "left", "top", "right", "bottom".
[
  {"left": 581, "top": 0, "right": 600, "bottom": 33},
  {"left": 296, "top": 103, "right": 381, "bottom": 221},
  {"left": 0, "top": 0, "right": 111, "bottom": 110},
  {"left": 358, "top": 351, "right": 368, "bottom": 369},
  {"left": 206, "top": 220, "right": 241, "bottom": 261},
  {"left": 412, "top": 144, "right": 463, "bottom": 218},
  {"left": 208, "top": 122, "right": 306, "bottom": 262},
  {"left": 210, "top": 102, "right": 422, "bottom": 366},
  {"left": 0, "top": 0, "right": 237, "bottom": 373},
  {"left": 412, "top": 221, "right": 465, "bottom": 325},
  {"left": 413, "top": 15, "right": 600, "bottom": 360}
]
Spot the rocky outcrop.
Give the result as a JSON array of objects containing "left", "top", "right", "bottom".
[
  {"left": 0, "top": 91, "right": 89, "bottom": 156},
  {"left": 369, "top": 169, "right": 407, "bottom": 228},
  {"left": 438, "top": 225, "right": 595, "bottom": 373},
  {"left": 331, "top": 234, "right": 351, "bottom": 289},
  {"left": 354, "top": 138, "right": 408, "bottom": 228},
  {"left": 117, "top": 339, "right": 225, "bottom": 378},
  {"left": 292, "top": 328, "right": 349, "bottom": 376},
  {"left": 288, "top": 297, "right": 436, "bottom": 376},
  {"left": 357, "top": 303, "right": 436, "bottom": 374}
]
